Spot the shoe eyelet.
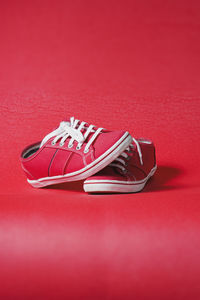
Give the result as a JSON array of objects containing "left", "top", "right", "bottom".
[
  {"left": 51, "top": 141, "right": 56, "bottom": 145},
  {"left": 68, "top": 143, "right": 73, "bottom": 149},
  {"left": 60, "top": 142, "right": 64, "bottom": 147},
  {"left": 76, "top": 145, "right": 81, "bottom": 150},
  {"left": 84, "top": 148, "right": 89, "bottom": 154}
]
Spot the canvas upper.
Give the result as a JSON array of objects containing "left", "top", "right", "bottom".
[
  {"left": 20, "top": 117, "right": 132, "bottom": 186},
  {"left": 84, "top": 138, "right": 156, "bottom": 184}
]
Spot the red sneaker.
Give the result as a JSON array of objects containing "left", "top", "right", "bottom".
[
  {"left": 20, "top": 117, "right": 132, "bottom": 188},
  {"left": 83, "top": 138, "right": 157, "bottom": 193}
]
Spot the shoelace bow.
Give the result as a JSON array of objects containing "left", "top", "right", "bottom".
[
  {"left": 40, "top": 117, "right": 103, "bottom": 153},
  {"left": 110, "top": 137, "right": 143, "bottom": 172}
]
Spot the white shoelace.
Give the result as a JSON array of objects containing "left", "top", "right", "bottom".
[
  {"left": 110, "top": 137, "right": 143, "bottom": 172},
  {"left": 40, "top": 117, "right": 103, "bottom": 153}
]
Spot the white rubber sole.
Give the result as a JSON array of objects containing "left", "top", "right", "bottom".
[
  {"left": 27, "top": 132, "right": 132, "bottom": 188},
  {"left": 83, "top": 165, "right": 157, "bottom": 193}
]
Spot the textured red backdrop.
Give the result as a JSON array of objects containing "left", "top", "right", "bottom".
[{"left": 0, "top": 0, "right": 200, "bottom": 299}]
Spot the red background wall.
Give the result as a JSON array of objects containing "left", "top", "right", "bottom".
[{"left": 0, "top": 0, "right": 200, "bottom": 299}]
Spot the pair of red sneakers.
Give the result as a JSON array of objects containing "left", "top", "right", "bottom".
[{"left": 20, "top": 117, "right": 156, "bottom": 193}]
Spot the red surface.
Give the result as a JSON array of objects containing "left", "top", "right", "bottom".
[{"left": 0, "top": 0, "right": 200, "bottom": 299}]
